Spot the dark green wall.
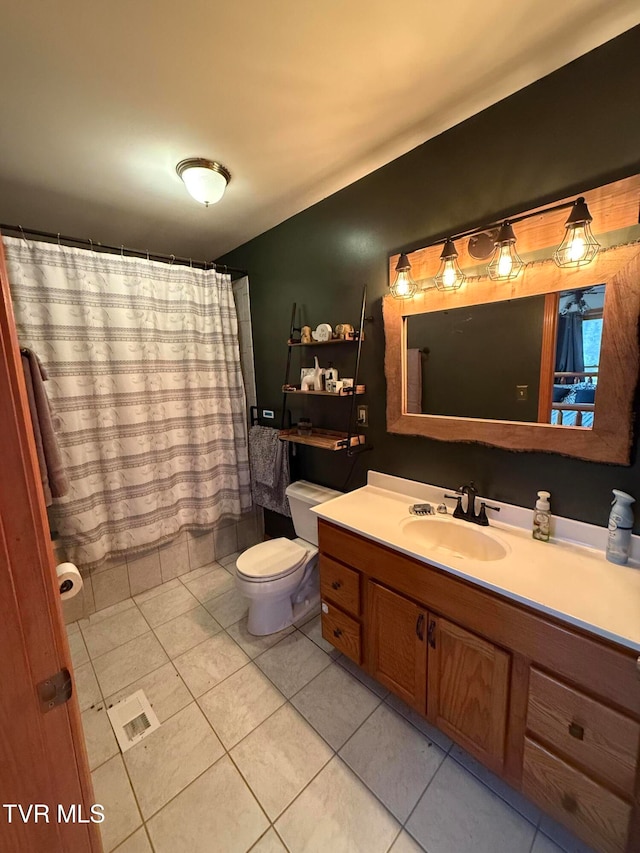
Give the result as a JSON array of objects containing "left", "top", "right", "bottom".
[{"left": 221, "top": 27, "right": 640, "bottom": 535}]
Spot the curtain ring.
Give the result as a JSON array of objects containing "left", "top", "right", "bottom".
[
  {"left": 57, "top": 233, "right": 61, "bottom": 246},
  {"left": 169, "top": 254, "right": 175, "bottom": 265},
  {"left": 18, "top": 225, "right": 28, "bottom": 244},
  {"left": 120, "top": 245, "right": 125, "bottom": 257},
  {"left": 88, "top": 238, "right": 94, "bottom": 251},
  {"left": 146, "top": 249, "right": 150, "bottom": 261},
  {"left": 189, "top": 258, "right": 193, "bottom": 268}
]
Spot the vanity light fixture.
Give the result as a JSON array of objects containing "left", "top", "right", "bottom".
[
  {"left": 553, "top": 197, "right": 600, "bottom": 268},
  {"left": 176, "top": 158, "right": 231, "bottom": 206},
  {"left": 397, "top": 194, "right": 599, "bottom": 298},
  {"left": 487, "top": 221, "right": 524, "bottom": 281},
  {"left": 434, "top": 239, "right": 466, "bottom": 291},
  {"left": 390, "top": 253, "right": 418, "bottom": 299}
]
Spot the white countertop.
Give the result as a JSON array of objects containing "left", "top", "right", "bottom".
[{"left": 312, "top": 473, "right": 640, "bottom": 654}]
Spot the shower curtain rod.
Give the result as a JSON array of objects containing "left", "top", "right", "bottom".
[{"left": 0, "top": 223, "right": 248, "bottom": 276}]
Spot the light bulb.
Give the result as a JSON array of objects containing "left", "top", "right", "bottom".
[
  {"left": 567, "top": 227, "right": 587, "bottom": 263},
  {"left": 434, "top": 239, "right": 465, "bottom": 291},
  {"left": 487, "top": 222, "right": 523, "bottom": 281},
  {"left": 554, "top": 197, "right": 600, "bottom": 268},
  {"left": 442, "top": 263, "right": 458, "bottom": 288},
  {"left": 390, "top": 253, "right": 418, "bottom": 299},
  {"left": 394, "top": 272, "right": 412, "bottom": 297},
  {"left": 497, "top": 248, "right": 513, "bottom": 278}
]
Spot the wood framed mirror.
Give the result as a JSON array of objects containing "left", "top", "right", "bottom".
[{"left": 384, "top": 237, "right": 640, "bottom": 465}]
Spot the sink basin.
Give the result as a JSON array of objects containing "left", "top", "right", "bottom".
[{"left": 401, "top": 519, "right": 508, "bottom": 562}]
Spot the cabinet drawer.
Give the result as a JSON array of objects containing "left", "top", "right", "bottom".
[
  {"left": 320, "top": 555, "right": 360, "bottom": 616},
  {"left": 527, "top": 669, "right": 639, "bottom": 796},
  {"left": 522, "top": 738, "right": 630, "bottom": 853},
  {"left": 321, "top": 602, "right": 361, "bottom": 664}
]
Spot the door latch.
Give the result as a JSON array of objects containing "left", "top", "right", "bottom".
[{"left": 37, "top": 668, "right": 72, "bottom": 713}]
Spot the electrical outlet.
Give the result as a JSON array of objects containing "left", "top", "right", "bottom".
[
  {"left": 357, "top": 405, "right": 368, "bottom": 426},
  {"left": 516, "top": 385, "right": 528, "bottom": 401}
]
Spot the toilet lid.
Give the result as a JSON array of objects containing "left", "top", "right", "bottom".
[{"left": 236, "top": 538, "right": 308, "bottom": 581}]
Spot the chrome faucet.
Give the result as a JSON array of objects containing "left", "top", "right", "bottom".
[{"left": 445, "top": 482, "right": 501, "bottom": 527}]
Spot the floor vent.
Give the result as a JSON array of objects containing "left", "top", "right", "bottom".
[{"left": 107, "top": 690, "right": 160, "bottom": 753}]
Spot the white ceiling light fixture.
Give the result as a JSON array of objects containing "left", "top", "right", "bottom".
[{"left": 176, "top": 158, "right": 231, "bottom": 206}]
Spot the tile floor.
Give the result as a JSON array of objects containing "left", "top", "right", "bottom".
[{"left": 69, "top": 550, "right": 598, "bottom": 853}]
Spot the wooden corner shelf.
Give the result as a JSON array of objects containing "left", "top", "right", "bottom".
[
  {"left": 281, "top": 385, "right": 365, "bottom": 397},
  {"left": 278, "top": 428, "right": 366, "bottom": 451},
  {"left": 287, "top": 334, "right": 364, "bottom": 346}
]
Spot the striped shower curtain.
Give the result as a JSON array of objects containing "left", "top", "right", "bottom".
[{"left": 5, "top": 237, "right": 251, "bottom": 569}]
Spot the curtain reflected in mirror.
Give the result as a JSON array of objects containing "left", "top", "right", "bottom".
[{"left": 405, "top": 284, "right": 605, "bottom": 428}]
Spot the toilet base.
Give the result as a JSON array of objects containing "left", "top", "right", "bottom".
[{"left": 246, "top": 588, "right": 320, "bottom": 636}]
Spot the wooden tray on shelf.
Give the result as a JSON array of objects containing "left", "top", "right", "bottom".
[
  {"left": 281, "top": 385, "right": 365, "bottom": 397},
  {"left": 287, "top": 333, "right": 364, "bottom": 346},
  {"left": 278, "top": 428, "right": 365, "bottom": 451}
]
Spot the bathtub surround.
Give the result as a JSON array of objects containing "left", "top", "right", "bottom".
[
  {"left": 59, "top": 507, "right": 263, "bottom": 623},
  {"left": 6, "top": 238, "right": 252, "bottom": 567}
]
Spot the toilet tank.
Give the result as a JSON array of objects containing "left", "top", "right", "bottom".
[{"left": 285, "top": 481, "right": 342, "bottom": 546}]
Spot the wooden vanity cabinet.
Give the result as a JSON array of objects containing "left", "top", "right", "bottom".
[
  {"left": 368, "top": 582, "right": 427, "bottom": 712},
  {"left": 427, "top": 616, "right": 511, "bottom": 773},
  {"left": 317, "top": 518, "right": 640, "bottom": 853}
]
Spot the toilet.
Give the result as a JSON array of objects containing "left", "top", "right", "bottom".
[{"left": 235, "top": 480, "right": 342, "bottom": 635}]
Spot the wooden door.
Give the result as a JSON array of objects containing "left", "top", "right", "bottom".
[
  {"left": 427, "top": 616, "right": 511, "bottom": 772},
  {"left": 368, "top": 581, "right": 427, "bottom": 712},
  {"left": 0, "top": 237, "right": 102, "bottom": 852}
]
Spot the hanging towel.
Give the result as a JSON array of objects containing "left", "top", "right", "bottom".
[
  {"left": 20, "top": 348, "right": 70, "bottom": 506},
  {"left": 249, "top": 425, "right": 291, "bottom": 516}
]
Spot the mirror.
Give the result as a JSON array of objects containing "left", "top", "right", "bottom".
[
  {"left": 405, "top": 284, "right": 605, "bottom": 428},
  {"left": 383, "top": 246, "right": 640, "bottom": 464}
]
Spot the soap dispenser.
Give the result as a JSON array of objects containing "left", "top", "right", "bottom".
[
  {"left": 606, "top": 490, "right": 635, "bottom": 565},
  {"left": 532, "top": 491, "right": 551, "bottom": 542}
]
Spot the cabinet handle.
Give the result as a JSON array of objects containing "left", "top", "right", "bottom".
[
  {"left": 333, "top": 628, "right": 343, "bottom": 638},
  {"left": 415, "top": 614, "right": 425, "bottom": 641},
  {"left": 568, "top": 722, "right": 584, "bottom": 740},
  {"left": 427, "top": 619, "right": 436, "bottom": 649},
  {"left": 331, "top": 580, "right": 342, "bottom": 590},
  {"left": 561, "top": 793, "right": 579, "bottom": 814}
]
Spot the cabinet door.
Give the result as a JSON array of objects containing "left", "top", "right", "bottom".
[
  {"left": 368, "top": 582, "right": 427, "bottom": 713},
  {"left": 428, "top": 616, "right": 510, "bottom": 771}
]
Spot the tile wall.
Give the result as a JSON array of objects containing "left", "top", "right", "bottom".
[{"left": 58, "top": 510, "right": 264, "bottom": 624}]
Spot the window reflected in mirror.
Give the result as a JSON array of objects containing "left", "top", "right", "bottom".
[{"left": 404, "top": 284, "right": 605, "bottom": 428}]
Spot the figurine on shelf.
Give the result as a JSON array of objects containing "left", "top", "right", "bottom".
[
  {"left": 301, "top": 372, "right": 315, "bottom": 391},
  {"left": 301, "top": 325, "right": 312, "bottom": 344},
  {"left": 313, "top": 356, "right": 325, "bottom": 391}
]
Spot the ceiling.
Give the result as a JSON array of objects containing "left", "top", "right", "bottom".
[{"left": 0, "top": 1, "right": 638, "bottom": 260}]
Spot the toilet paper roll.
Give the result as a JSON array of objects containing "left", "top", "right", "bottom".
[{"left": 56, "top": 562, "right": 83, "bottom": 600}]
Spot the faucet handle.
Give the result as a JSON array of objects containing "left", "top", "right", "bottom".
[
  {"left": 476, "top": 501, "right": 500, "bottom": 526},
  {"left": 445, "top": 493, "right": 461, "bottom": 500}
]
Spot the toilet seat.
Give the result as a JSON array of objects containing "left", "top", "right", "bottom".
[{"left": 236, "top": 537, "right": 308, "bottom": 582}]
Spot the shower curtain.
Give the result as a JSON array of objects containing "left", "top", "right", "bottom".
[{"left": 5, "top": 237, "right": 252, "bottom": 569}]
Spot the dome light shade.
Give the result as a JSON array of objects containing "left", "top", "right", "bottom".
[{"left": 176, "top": 158, "right": 231, "bottom": 206}]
